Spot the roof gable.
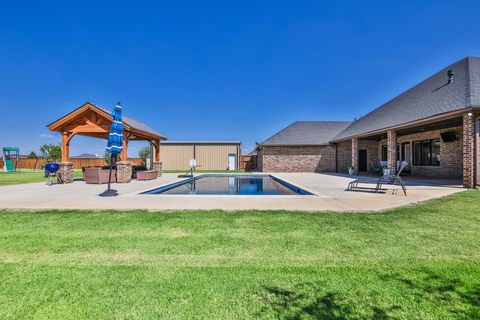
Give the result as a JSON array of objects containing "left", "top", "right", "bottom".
[
  {"left": 48, "top": 102, "right": 166, "bottom": 140},
  {"left": 332, "top": 57, "right": 480, "bottom": 141},
  {"left": 260, "top": 121, "right": 352, "bottom": 146},
  {"left": 92, "top": 104, "right": 166, "bottom": 139}
]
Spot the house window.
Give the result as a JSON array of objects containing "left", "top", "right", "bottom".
[
  {"left": 412, "top": 139, "right": 440, "bottom": 166},
  {"left": 381, "top": 145, "right": 387, "bottom": 161},
  {"left": 401, "top": 142, "right": 411, "bottom": 162}
]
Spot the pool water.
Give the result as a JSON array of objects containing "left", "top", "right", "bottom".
[{"left": 142, "top": 175, "right": 312, "bottom": 195}]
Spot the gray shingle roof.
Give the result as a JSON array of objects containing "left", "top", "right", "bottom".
[
  {"left": 332, "top": 57, "right": 480, "bottom": 141},
  {"left": 94, "top": 104, "right": 166, "bottom": 139},
  {"left": 260, "top": 121, "right": 353, "bottom": 146}
]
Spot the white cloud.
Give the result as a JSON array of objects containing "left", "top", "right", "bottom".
[{"left": 39, "top": 133, "right": 54, "bottom": 139}]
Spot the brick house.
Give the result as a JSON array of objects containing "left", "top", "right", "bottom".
[{"left": 257, "top": 57, "right": 480, "bottom": 188}]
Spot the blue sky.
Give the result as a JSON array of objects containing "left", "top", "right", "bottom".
[{"left": 1, "top": 1, "right": 479, "bottom": 156}]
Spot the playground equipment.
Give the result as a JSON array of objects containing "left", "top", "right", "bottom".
[{"left": 2, "top": 147, "right": 20, "bottom": 172}]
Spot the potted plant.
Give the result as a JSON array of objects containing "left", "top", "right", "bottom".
[{"left": 348, "top": 166, "right": 354, "bottom": 175}]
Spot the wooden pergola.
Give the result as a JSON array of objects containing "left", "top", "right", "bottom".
[{"left": 47, "top": 102, "right": 166, "bottom": 162}]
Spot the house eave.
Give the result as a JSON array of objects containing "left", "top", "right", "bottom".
[
  {"left": 329, "top": 107, "right": 475, "bottom": 143},
  {"left": 259, "top": 143, "right": 333, "bottom": 148}
]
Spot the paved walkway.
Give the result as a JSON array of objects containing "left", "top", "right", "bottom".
[{"left": 0, "top": 173, "right": 464, "bottom": 212}]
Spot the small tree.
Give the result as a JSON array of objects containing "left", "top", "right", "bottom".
[
  {"left": 39, "top": 144, "right": 61, "bottom": 162},
  {"left": 138, "top": 146, "right": 150, "bottom": 165},
  {"left": 27, "top": 151, "right": 38, "bottom": 159},
  {"left": 104, "top": 152, "right": 118, "bottom": 166}
]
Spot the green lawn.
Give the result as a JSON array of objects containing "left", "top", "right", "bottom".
[
  {"left": 0, "top": 169, "right": 83, "bottom": 186},
  {"left": 0, "top": 191, "right": 479, "bottom": 319}
]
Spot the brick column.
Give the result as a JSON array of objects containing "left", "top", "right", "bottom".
[
  {"left": 463, "top": 113, "right": 475, "bottom": 188},
  {"left": 476, "top": 115, "right": 480, "bottom": 186},
  {"left": 57, "top": 162, "right": 74, "bottom": 184},
  {"left": 351, "top": 138, "right": 358, "bottom": 174},
  {"left": 116, "top": 161, "right": 132, "bottom": 183},
  {"left": 387, "top": 130, "right": 397, "bottom": 175},
  {"left": 152, "top": 162, "right": 162, "bottom": 177}
]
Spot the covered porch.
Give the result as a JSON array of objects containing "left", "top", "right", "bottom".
[
  {"left": 47, "top": 102, "right": 166, "bottom": 183},
  {"left": 339, "top": 111, "right": 479, "bottom": 188}
]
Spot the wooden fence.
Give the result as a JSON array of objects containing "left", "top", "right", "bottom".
[
  {"left": 240, "top": 155, "right": 256, "bottom": 170},
  {"left": 0, "top": 158, "right": 144, "bottom": 170}
]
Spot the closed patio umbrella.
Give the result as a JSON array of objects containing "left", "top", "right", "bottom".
[{"left": 100, "top": 102, "right": 123, "bottom": 197}]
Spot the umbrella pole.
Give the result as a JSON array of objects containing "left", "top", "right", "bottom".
[
  {"left": 100, "top": 153, "right": 118, "bottom": 197},
  {"left": 107, "top": 153, "right": 113, "bottom": 191}
]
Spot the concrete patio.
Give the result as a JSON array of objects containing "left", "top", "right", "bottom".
[{"left": 0, "top": 173, "right": 464, "bottom": 212}]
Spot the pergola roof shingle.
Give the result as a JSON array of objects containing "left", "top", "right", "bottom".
[
  {"left": 47, "top": 102, "right": 166, "bottom": 162},
  {"left": 48, "top": 102, "right": 166, "bottom": 140},
  {"left": 94, "top": 104, "right": 166, "bottom": 140}
]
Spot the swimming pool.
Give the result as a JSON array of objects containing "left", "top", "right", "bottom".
[{"left": 141, "top": 174, "right": 312, "bottom": 195}]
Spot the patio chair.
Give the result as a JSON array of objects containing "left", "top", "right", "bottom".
[
  {"left": 347, "top": 163, "right": 407, "bottom": 196},
  {"left": 371, "top": 162, "right": 383, "bottom": 175}
]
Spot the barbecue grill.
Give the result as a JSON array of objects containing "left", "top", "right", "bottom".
[{"left": 45, "top": 163, "right": 60, "bottom": 186}]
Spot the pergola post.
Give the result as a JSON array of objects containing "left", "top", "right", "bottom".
[
  {"left": 120, "top": 133, "right": 129, "bottom": 161},
  {"left": 58, "top": 132, "right": 74, "bottom": 184},
  {"left": 152, "top": 139, "right": 162, "bottom": 177},
  {"left": 154, "top": 139, "right": 160, "bottom": 162},
  {"left": 61, "top": 132, "right": 70, "bottom": 162}
]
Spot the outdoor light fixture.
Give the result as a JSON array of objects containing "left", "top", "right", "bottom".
[{"left": 468, "top": 112, "right": 473, "bottom": 117}]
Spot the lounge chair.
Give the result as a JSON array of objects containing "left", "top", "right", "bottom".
[{"left": 347, "top": 163, "right": 407, "bottom": 196}]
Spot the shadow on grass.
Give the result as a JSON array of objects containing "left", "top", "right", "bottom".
[
  {"left": 258, "top": 270, "right": 479, "bottom": 319},
  {"left": 379, "top": 269, "right": 480, "bottom": 319},
  {"left": 257, "top": 282, "right": 400, "bottom": 319}
]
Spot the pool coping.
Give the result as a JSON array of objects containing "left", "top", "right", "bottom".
[{"left": 137, "top": 173, "right": 317, "bottom": 196}]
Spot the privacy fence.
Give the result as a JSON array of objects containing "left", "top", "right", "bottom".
[{"left": 2, "top": 157, "right": 255, "bottom": 171}]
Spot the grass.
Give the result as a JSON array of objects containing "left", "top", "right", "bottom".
[
  {"left": 0, "top": 191, "right": 479, "bottom": 319},
  {"left": 0, "top": 169, "right": 83, "bottom": 186}
]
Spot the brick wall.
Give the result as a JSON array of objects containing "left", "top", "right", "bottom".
[
  {"left": 116, "top": 161, "right": 132, "bottom": 183},
  {"left": 476, "top": 116, "right": 480, "bottom": 185},
  {"left": 260, "top": 145, "right": 336, "bottom": 172},
  {"left": 359, "top": 140, "right": 379, "bottom": 173},
  {"left": 336, "top": 140, "right": 378, "bottom": 174},
  {"left": 336, "top": 141, "right": 351, "bottom": 173},
  {"left": 378, "top": 125, "right": 463, "bottom": 179},
  {"left": 259, "top": 124, "right": 470, "bottom": 180}
]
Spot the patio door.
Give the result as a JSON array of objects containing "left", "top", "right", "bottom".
[
  {"left": 401, "top": 142, "right": 411, "bottom": 173},
  {"left": 358, "top": 150, "right": 367, "bottom": 172}
]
